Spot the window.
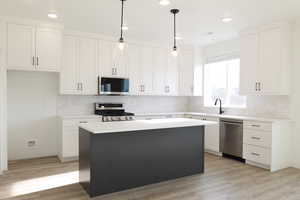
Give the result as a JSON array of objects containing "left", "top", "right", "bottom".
[{"left": 203, "top": 58, "right": 246, "bottom": 108}]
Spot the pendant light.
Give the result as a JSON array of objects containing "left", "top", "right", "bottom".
[
  {"left": 170, "top": 9, "right": 179, "bottom": 57},
  {"left": 119, "top": 0, "right": 126, "bottom": 51}
]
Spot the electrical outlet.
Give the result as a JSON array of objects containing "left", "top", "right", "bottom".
[{"left": 27, "top": 140, "right": 37, "bottom": 147}]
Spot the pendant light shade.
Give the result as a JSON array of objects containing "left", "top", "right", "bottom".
[
  {"left": 170, "top": 9, "right": 179, "bottom": 57},
  {"left": 119, "top": 0, "right": 126, "bottom": 51}
]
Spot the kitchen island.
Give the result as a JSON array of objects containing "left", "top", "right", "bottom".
[{"left": 79, "top": 118, "right": 217, "bottom": 197}]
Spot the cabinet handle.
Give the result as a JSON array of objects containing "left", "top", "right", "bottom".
[
  {"left": 251, "top": 124, "right": 261, "bottom": 128},
  {"left": 251, "top": 152, "right": 260, "bottom": 157},
  {"left": 115, "top": 68, "right": 117, "bottom": 75},
  {"left": 77, "top": 83, "right": 80, "bottom": 91},
  {"left": 251, "top": 136, "right": 261, "bottom": 140},
  {"left": 255, "top": 82, "right": 258, "bottom": 91},
  {"left": 36, "top": 57, "right": 39, "bottom": 66},
  {"left": 32, "top": 57, "right": 35, "bottom": 66},
  {"left": 79, "top": 121, "right": 88, "bottom": 124},
  {"left": 259, "top": 82, "right": 262, "bottom": 91},
  {"left": 80, "top": 83, "right": 83, "bottom": 91}
]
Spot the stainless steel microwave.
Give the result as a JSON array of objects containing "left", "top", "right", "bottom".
[{"left": 98, "top": 77, "right": 129, "bottom": 95}]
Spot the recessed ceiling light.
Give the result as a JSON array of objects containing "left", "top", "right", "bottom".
[
  {"left": 48, "top": 11, "right": 58, "bottom": 19},
  {"left": 159, "top": 0, "right": 170, "bottom": 6},
  {"left": 221, "top": 17, "right": 233, "bottom": 23}
]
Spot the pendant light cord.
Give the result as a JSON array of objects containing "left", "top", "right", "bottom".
[
  {"left": 120, "top": 0, "right": 124, "bottom": 39},
  {"left": 174, "top": 13, "right": 176, "bottom": 48}
]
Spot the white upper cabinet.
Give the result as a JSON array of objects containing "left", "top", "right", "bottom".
[
  {"left": 35, "top": 28, "right": 62, "bottom": 72},
  {"left": 153, "top": 47, "right": 168, "bottom": 96},
  {"left": 78, "top": 38, "right": 98, "bottom": 95},
  {"left": 7, "top": 23, "right": 35, "bottom": 71},
  {"left": 178, "top": 49, "right": 195, "bottom": 96},
  {"left": 127, "top": 44, "right": 140, "bottom": 95},
  {"left": 7, "top": 22, "right": 62, "bottom": 72},
  {"left": 60, "top": 35, "right": 98, "bottom": 95},
  {"left": 99, "top": 40, "right": 128, "bottom": 78},
  {"left": 240, "top": 23, "right": 291, "bottom": 95},
  {"left": 166, "top": 54, "right": 179, "bottom": 96},
  {"left": 60, "top": 36, "right": 79, "bottom": 95},
  {"left": 240, "top": 33, "right": 259, "bottom": 95},
  {"left": 139, "top": 46, "right": 154, "bottom": 95}
]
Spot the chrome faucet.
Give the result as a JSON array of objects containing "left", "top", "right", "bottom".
[{"left": 214, "top": 98, "right": 225, "bottom": 115}]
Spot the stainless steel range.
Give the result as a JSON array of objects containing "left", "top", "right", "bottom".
[{"left": 95, "top": 103, "right": 135, "bottom": 122}]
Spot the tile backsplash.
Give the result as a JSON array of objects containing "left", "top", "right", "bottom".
[
  {"left": 188, "top": 96, "right": 291, "bottom": 118},
  {"left": 57, "top": 95, "right": 189, "bottom": 116}
]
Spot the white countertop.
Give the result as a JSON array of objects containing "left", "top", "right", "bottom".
[
  {"left": 135, "top": 112, "right": 291, "bottom": 122},
  {"left": 79, "top": 118, "right": 217, "bottom": 134},
  {"left": 60, "top": 112, "right": 291, "bottom": 122}
]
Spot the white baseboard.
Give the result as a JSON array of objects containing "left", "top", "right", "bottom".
[
  {"left": 246, "top": 160, "right": 270, "bottom": 170},
  {"left": 59, "top": 156, "right": 78, "bottom": 163},
  {"left": 205, "top": 149, "right": 222, "bottom": 156}
]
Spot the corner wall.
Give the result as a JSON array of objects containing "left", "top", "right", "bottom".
[
  {"left": 0, "top": 19, "right": 8, "bottom": 172},
  {"left": 291, "top": 20, "right": 300, "bottom": 169}
]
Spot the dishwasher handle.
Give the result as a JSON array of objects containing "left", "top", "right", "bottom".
[{"left": 221, "top": 121, "right": 243, "bottom": 126}]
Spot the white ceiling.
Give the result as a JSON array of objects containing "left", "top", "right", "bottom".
[{"left": 0, "top": 0, "right": 300, "bottom": 46}]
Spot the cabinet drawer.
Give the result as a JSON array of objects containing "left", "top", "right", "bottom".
[
  {"left": 190, "top": 115, "right": 219, "bottom": 122},
  {"left": 243, "top": 130, "right": 272, "bottom": 148},
  {"left": 243, "top": 144, "right": 271, "bottom": 165},
  {"left": 244, "top": 121, "right": 272, "bottom": 131},
  {"left": 63, "top": 118, "right": 102, "bottom": 127}
]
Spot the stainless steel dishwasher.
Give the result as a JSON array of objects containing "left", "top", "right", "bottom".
[{"left": 220, "top": 119, "right": 244, "bottom": 159}]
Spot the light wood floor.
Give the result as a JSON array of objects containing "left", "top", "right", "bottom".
[{"left": 1, "top": 154, "right": 300, "bottom": 200}]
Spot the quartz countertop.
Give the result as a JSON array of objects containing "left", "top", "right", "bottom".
[
  {"left": 135, "top": 112, "right": 291, "bottom": 122},
  {"left": 79, "top": 118, "right": 217, "bottom": 134},
  {"left": 60, "top": 112, "right": 291, "bottom": 123}
]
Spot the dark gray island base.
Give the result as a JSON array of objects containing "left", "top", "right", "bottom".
[{"left": 79, "top": 126, "right": 205, "bottom": 198}]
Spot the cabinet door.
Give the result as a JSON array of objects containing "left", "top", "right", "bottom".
[
  {"left": 99, "top": 40, "right": 114, "bottom": 77},
  {"left": 78, "top": 38, "right": 98, "bottom": 95},
  {"left": 259, "top": 27, "right": 282, "bottom": 94},
  {"left": 113, "top": 47, "right": 128, "bottom": 78},
  {"left": 166, "top": 54, "right": 179, "bottom": 96},
  {"left": 139, "top": 46, "right": 154, "bottom": 95},
  {"left": 153, "top": 48, "right": 167, "bottom": 95},
  {"left": 205, "top": 124, "right": 220, "bottom": 152},
  {"left": 60, "top": 36, "right": 80, "bottom": 94},
  {"left": 35, "top": 28, "right": 62, "bottom": 72},
  {"left": 240, "top": 33, "right": 259, "bottom": 95},
  {"left": 127, "top": 44, "right": 140, "bottom": 95},
  {"left": 7, "top": 23, "right": 35, "bottom": 71},
  {"left": 178, "top": 49, "right": 194, "bottom": 96}
]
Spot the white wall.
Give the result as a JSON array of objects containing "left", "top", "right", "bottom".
[
  {"left": 0, "top": 19, "right": 7, "bottom": 173},
  {"left": 291, "top": 20, "right": 300, "bottom": 169},
  {"left": 7, "top": 71, "right": 189, "bottom": 160},
  {"left": 7, "top": 71, "right": 59, "bottom": 160}
]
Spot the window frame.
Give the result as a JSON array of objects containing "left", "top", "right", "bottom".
[{"left": 203, "top": 58, "right": 247, "bottom": 109}]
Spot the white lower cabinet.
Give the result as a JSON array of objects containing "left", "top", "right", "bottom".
[
  {"left": 186, "top": 115, "right": 220, "bottom": 154},
  {"left": 59, "top": 117, "right": 102, "bottom": 162},
  {"left": 242, "top": 120, "right": 292, "bottom": 172},
  {"left": 243, "top": 144, "right": 271, "bottom": 166}
]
